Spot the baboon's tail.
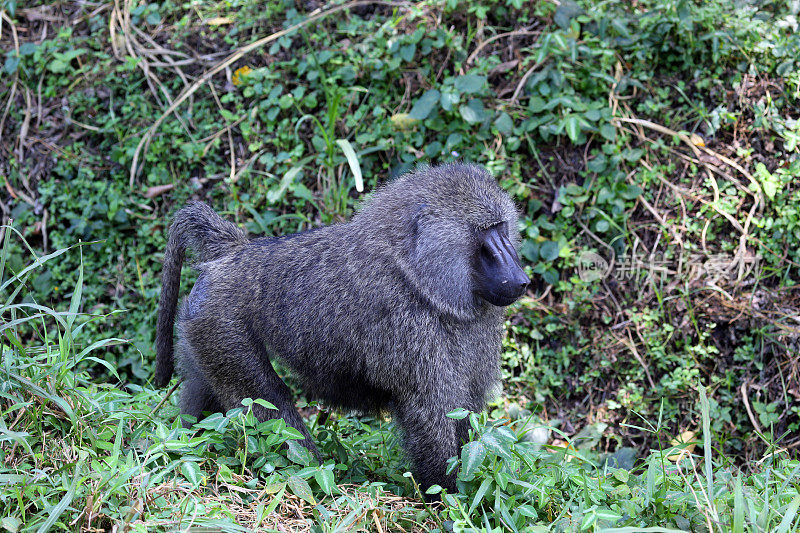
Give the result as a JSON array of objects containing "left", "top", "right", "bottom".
[{"left": 153, "top": 202, "right": 248, "bottom": 387}]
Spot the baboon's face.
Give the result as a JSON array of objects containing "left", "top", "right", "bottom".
[{"left": 474, "top": 222, "right": 529, "bottom": 306}]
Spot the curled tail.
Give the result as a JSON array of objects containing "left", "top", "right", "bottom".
[{"left": 153, "top": 202, "right": 248, "bottom": 387}]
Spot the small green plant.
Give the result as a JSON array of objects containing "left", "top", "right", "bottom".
[
  {"left": 3, "top": 0, "right": 800, "bottom": 528},
  {"left": 440, "top": 390, "right": 800, "bottom": 531}
]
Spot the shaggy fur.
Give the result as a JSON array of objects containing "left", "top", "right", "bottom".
[{"left": 154, "top": 163, "right": 525, "bottom": 492}]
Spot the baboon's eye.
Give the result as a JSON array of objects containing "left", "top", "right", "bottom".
[{"left": 479, "top": 241, "right": 495, "bottom": 261}]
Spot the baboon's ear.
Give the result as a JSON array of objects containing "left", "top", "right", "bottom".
[{"left": 403, "top": 206, "right": 474, "bottom": 319}]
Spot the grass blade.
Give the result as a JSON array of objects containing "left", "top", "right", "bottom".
[
  {"left": 35, "top": 459, "right": 83, "bottom": 533},
  {"left": 336, "top": 139, "right": 363, "bottom": 192},
  {"left": 0, "top": 245, "right": 75, "bottom": 294},
  {"left": 66, "top": 246, "right": 84, "bottom": 331},
  {"left": 775, "top": 494, "right": 800, "bottom": 533},
  {"left": 733, "top": 474, "right": 744, "bottom": 533},
  {"left": 699, "top": 386, "right": 713, "bottom": 504}
]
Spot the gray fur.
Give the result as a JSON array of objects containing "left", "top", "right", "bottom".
[
  {"left": 154, "top": 202, "right": 249, "bottom": 387},
  {"left": 154, "top": 163, "right": 524, "bottom": 493}
]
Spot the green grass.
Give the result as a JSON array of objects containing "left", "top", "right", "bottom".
[
  {"left": 2, "top": 0, "right": 800, "bottom": 530},
  {"left": 2, "top": 233, "right": 798, "bottom": 530}
]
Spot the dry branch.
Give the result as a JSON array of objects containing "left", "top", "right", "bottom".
[{"left": 129, "top": 0, "right": 412, "bottom": 186}]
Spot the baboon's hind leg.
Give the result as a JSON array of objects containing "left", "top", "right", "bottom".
[
  {"left": 186, "top": 329, "right": 319, "bottom": 457},
  {"left": 178, "top": 342, "right": 224, "bottom": 427}
]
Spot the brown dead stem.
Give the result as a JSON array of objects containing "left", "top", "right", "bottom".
[{"left": 129, "top": 0, "right": 414, "bottom": 186}]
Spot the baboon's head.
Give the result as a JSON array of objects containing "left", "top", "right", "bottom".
[{"left": 359, "top": 163, "right": 529, "bottom": 319}]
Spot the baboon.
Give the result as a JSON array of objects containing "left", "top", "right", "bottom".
[{"left": 154, "top": 163, "right": 529, "bottom": 493}]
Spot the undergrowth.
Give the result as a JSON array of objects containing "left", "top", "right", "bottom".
[
  {"left": 1, "top": 231, "right": 798, "bottom": 530},
  {"left": 1, "top": 0, "right": 800, "bottom": 530}
]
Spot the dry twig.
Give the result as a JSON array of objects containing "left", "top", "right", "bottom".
[
  {"left": 465, "top": 28, "right": 539, "bottom": 66},
  {"left": 129, "top": 0, "right": 412, "bottom": 186}
]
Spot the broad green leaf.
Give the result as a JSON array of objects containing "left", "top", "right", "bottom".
[
  {"left": 314, "top": 469, "right": 337, "bottom": 495},
  {"left": 587, "top": 153, "right": 607, "bottom": 173},
  {"left": 459, "top": 99, "right": 487, "bottom": 124},
  {"left": 622, "top": 148, "right": 644, "bottom": 162},
  {"left": 611, "top": 19, "right": 631, "bottom": 38},
  {"left": 534, "top": 36, "right": 551, "bottom": 64},
  {"left": 480, "top": 431, "right": 513, "bottom": 461},
  {"left": 494, "top": 426, "right": 517, "bottom": 442},
  {"left": 445, "top": 132, "right": 462, "bottom": 150},
  {"left": 755, "top": 162, "right": 779, "bottom": 200},
  {"left": 282, "top": 426, "right": 305, "bottom": 440},
  {"left": 554, "top": 0, "right": 583, "bottom": 29},
  {"left": 776, "top": 60, "right": 794, "bottom": 76},
  {"left": 520, "top": 240, "right": 538, "bottom": 261},
  {"left": 539, "top": 241, "right": 560, "bottom": 261},
  {"left": 565, "top": 183, "right": 584, "bottom": 195},
  {"left": 440, "top": 89, "right": 460, "bottom": 111},
  {"left": 580, "top": 507, "right": 598, "bottom": 530},
  {"left": 494, "top": 112, "right": 513, "bottom": 134},
  {"left": 551, "top": 33, "right": 567, "bottom": 51},
  {"left": 286, "top": 440, "right": 313, "bottom": 466},
  {"left": 425, "top": 141, "right": 442, "bottom": 158},
  {"left": 584, "top": 108, "right": 601, "bottom": 121},
  {"left": 399, "top": 44, "right": 415, "bottom": 62},
  {"left": 461, "top": 441, "right": 487, "bottom": 478},
  {"left": 600, "top": 122, "right": 617, "bottom": 141},
  {"left": 469, "top": 477, "right": 493, "bottom": 514},
  {"left": 252, "top": 398, "right": 278, "bottom": 411},
  {"left": 181, "top": 461, "right": 204, "bottom": 486},
  {"left": 595, "top": 507, "right": 623, "bottom": 521},
  {"left": 409, "top": 89, "right": 441, "bottom": 120},
  {"left": 546, "top": 95, "right": 582, "bottom": 111},
  {"left": 2, "top": 55, "right": 19, "bottom": 75},
  {"left": 564, "top": 115, "right": 581, "bottom": 143},
  {"left": 529, "top": 97, "right": 546, "bottom": 112},
  {"left": 454, "top": 73, "right": 486, "bottom": 94},
  {"left": 494, "top": 471, "right": 510, "bottom": 491},
  {"left": 542, "top": 268, "right": 559, "bottom": 285},
  {"left": 217, "top": 464, "right": 234, "bottom": 483},
  {"left": 621, "top": 184, "right": 643, "bottom": 200},
  {"left": 287, "top": 475, "right": 315, "bottom": 505},
  {"left": 20, "top": 43, "right": 38, "bottom": 56},
  {"left": 48, "top": 59, "right": 68, "bottom": 73},
  {"left": 425, "top": 484, "right": 443, "bottom": 495}
]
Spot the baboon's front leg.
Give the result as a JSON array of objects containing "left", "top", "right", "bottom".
[{"left": 394, "top": 393, "right": 468, "bottom": 495}]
